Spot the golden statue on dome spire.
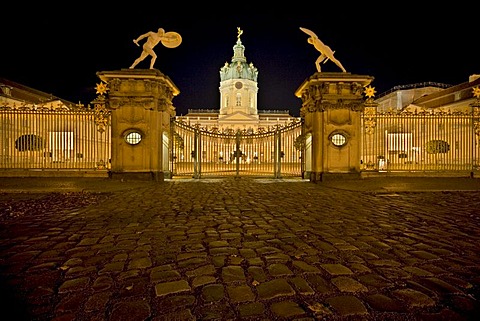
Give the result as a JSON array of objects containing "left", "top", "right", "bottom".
[{"left": 237, "top": 27, "right": 243, "bottom": 41}]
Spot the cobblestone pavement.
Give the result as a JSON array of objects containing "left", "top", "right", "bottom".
[{"left": 1, "top": 177, "right": 480, "bottom": 320}]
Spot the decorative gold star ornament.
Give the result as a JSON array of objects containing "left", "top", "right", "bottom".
[
  {"left": 364, "top": 85, "right": 376, "bottom": 98},
  {"left": 95, "top": 82, "right": 108, "bottom": 96},
  {"left": 472, "top": 86, "right": 480, "bottom": 99}
]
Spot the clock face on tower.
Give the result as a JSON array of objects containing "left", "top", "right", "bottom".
[{"left": 235, "top": 82, "right": 243, "bottom": 89}]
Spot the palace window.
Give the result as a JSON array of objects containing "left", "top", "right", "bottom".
[{"left": 124, "top": 130, "right": 142, "bottom": 145}]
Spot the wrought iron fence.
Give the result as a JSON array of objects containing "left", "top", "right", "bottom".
[
  {"left": 361, "top": 108, "right": 480, "bottom": 173},
  {"left": 0, "top": 105, "right": 111, "bottom": 172},
  {"left": 171, "top": 120, "right": 304, "bottom": 178},
  {"left": 3, "top": 103, "right": 480, "bottom": 177}
]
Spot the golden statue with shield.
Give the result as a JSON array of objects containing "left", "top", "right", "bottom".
[{"left": 130, "top": 27, "right": 182, "bottom": 69}]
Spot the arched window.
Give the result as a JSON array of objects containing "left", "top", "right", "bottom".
[
  {"left": 15, "top": 134, "right": 45, "bottom": 151},
  {"left": 236, "top": 93, "right": 241, "bottom": 106}
]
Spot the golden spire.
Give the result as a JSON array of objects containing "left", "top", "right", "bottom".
[{"left": 237, "top": 27, "right": 243, "bottom": 40}]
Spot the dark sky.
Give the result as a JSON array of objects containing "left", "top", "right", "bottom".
[{"left": 2, "top": 5, "right": 477, "bottom": 117}]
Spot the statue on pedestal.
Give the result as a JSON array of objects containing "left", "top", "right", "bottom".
[
  {"left": 300, "top": 27, "right": 347, "bottom": 73},
  {"left": 129, "top": 27, "right": 182, "bottom": 69}
]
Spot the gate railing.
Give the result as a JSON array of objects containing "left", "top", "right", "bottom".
[
  {"left": 171, "top": 120, "right": 304, "bottom": 178},
  {"left": 0, "top": 105, "right": 111, "bottom": 172},
  {"left": 361, "top": 108, "right": 480, "bottom": 173}
]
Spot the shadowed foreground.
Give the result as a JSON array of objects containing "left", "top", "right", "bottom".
[{"left": 1, "top": 177, "right": 480, "bottom": 320}]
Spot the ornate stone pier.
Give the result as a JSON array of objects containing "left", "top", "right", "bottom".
[
  {"left": 96, "top": 68, "right": 179, "bottom": 181},
  {"left": 295, "top": 72, "right": 374, "bottom": 182}
]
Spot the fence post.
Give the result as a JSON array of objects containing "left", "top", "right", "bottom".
[
  {"left": 274, "top": 128, "right": 282, "bottom": 178},
  {"left": 193, "top": 127, "right": 200, "bottom": 179},
  {"left": 235, "top": 131, "right": 241, "bottom": 177}
]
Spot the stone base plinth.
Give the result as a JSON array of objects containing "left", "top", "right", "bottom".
[
  {"left": 310, "top": 171, "right": 361, "bottom": 183},
  {"left": 109, "top": 171, "right": 164, "bottom": 182}
]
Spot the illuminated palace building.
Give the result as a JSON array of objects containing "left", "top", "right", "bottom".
[
  {"left": 1, "top": 28, "right": 480, "bottom": 176},
  {"left": 175, "top": 30, "right": 300, "bottom": 132}
]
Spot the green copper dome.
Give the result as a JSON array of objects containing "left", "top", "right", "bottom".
[{"left": 219, "top": 30, "right": 258, "bottom": 82}]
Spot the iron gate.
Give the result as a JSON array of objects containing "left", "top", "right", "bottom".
[{"left": 170, "top": 120, "right": 304, "bottom": 178}]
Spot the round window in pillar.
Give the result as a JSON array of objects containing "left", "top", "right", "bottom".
[
  {"left": 329, "top": 131, "right": 348, "bottom": 148},
  {"left": 124, "top": 129, "right": 143, "bottom": 145}
]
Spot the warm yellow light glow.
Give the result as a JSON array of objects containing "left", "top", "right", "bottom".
[
  {"left": 95, "top": 82, "right": 108, "bottom": 95},
  {"left": 472, "top": 86, "right": 480, "bottom": 98},
  {"left": 364, "top": 85, "right": 376, "bottom": 98}
]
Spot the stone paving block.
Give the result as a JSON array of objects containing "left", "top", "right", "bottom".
[
  {"left": 292, "top": 260, "right": 321, "bottom": 273},
  {"left": 201, "top": 284, "right": 225, "bottom": 302},
  {"left": 192, "top": 275, "right": 216, "bottom": 288},
  {"left": 150, "top": 269, "right": 181, "bottom": 282},
  {"left": 335, "top": 244, "right": 359, "bottom": 251},
  {"left": 257, "top": 246, "right": 282, "bottom": 255},
  {"left": 392, "top": 288, "right": 436, "bottom": 308},
  {"left": 320, "top": 263, "right": 353, "bottom": 276},
  {"left": 248, "top": 266, "right": 267, "bottom": 283},
  {"left": 348, "top": 263, "right": 371, "bottom": 273},
  {"left": 228, "top": 256, "right": 244, "bottom": 265},
  {"left": 441, "top": 275, "right": 474, "bottom": 290},
  {"left": 325, "top": 295, "right": 369, "bottom": 316},
  {"left": 155, "top": 280, "right": 191, "bottom": 297},
  {"left": 208, "top": 240, "right": 229, "bottom": 248},
  {"left": 331, "top": 276, "right": 368, "bottom": 293},
  {"left": 55, "top": 293, "right": 87, "bottom": 314},
  {"left": 239, "top": 248, "right": 256, "bottom": 258},
  {"left": 194, "top": 303, "right": 235, "bottom": 320},
  {"left": 154, "top": 309, "right": 196, "bottom": 321},
  {"left": 226, "top": 284, "right": 256, "bottom": 303},
  {"left": 264, "top": 253, "right": 290, "bottom": 263},
  {"left": 364, "top": 293, "right": 405, "bottom": 312},
  {"left": 236, "top": 302, "right": 266, "bottom": 318},
  {"left": 92, "top": 275, "right": 114, "bottom": 291},
  {"left": 403, "top": 266, "right": 434, "bottom": 277},
  {"left": 128, "top": 257, "right": 152, "bottom": 269},
  {"left": 110, "top": 300, "right": 151, "bottom": 321},
  {"left": 267, "top": 263, "right": 293, "bottom": 277},
  {"left": 289, "top": 276, "right": 315, "bottom": 295},
  {"left": 209, "top": 247, "right": 238, "bottom": 256},
  {"left": 58, "top": 277, "right": 90, "bottom": 293},
  {"left": 98, "top": 261, "right": 124, "bottom": 275},
  {"left": 84, "top": 291, "right": 112, "bottom": 312},
  {"left": 212, "top": 256, "right": 225, "bottom": 268},
  {"left": 418, "top": 277, "right": 464, "bottom": 295},
  {"left": 304, "top": 274, "right": 333, "bottom": 294},
  {"left": 117, "top": 277, "right": 150, "bottom": 298},
  {"left": 222, "top": 265, "right": 246, "bottom": 283},
  {"left": 246, "top": 257, "right": 263, "bottom": 266},
  {"left": 256, "top": 279, "right": 295, "bottom": 300},
  {"left": 177, "top": 252, "right": 208, "bottom": 261},
  {"left": 270, "top": 300, "right": 306, "bottom": 318},
  {"left": 418, "top": 263, "right": 448, "bottom": 275},
  {"left": 154, "top": 294, "right": 196, "bottom": 313},
  {"left": 185, "top": 264, "right": 216, "bottom": 278},
  {"left": 177, "top": 257, "right": 206, "bottom": 269},
  {"left": 369, "top": 259, "right": 402, "bottom": 267},
  {"left": 376, "top": 267, "right": 411, "bottom": 279},
  {"left": 305, "top": 302, "right": 333, "bottom": 319},
  {"left": 117, "top": 269, "right": 141, "bottom": 281},
  {"left": 410, "top": 250, "right": 440, "bottom": 260}
]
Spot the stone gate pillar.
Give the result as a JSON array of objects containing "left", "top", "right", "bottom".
[
  {"left": 295, "top": 72, "right": 374, "bottom": 182},
  {"left": 96, "top": 69, "right": 179, "bottom": 181}
]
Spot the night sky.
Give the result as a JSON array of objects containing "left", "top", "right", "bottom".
[{"left": 2, "top": 5, "right": 477, "bottom": 117}]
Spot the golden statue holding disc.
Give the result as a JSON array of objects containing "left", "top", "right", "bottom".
[
  {"left": 129, "top": 27, "right": 182, "bottom": 69},
  {"left": 300, "top": 27, "right": 346, "bottom": 73}
]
